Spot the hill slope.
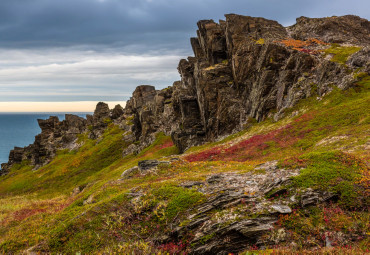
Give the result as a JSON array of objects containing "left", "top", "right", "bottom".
[{"left": 0, "top": 14, "right": 369, "bottom": 254}]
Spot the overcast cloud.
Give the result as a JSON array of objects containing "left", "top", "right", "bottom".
[{"left": 0, "top": 0, "right": 369, "bottom": 105}]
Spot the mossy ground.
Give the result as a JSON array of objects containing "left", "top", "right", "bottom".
[
  {"left": 0, "top": 76, "right": 369, "bottom": 254},
  {"left": 324, "top": 44, "right": 361, "bottom": 65}
]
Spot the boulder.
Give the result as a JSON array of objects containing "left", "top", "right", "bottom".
[
  {"left": 83, "top": 195, "right": 95, "bottom": 205},
  {"left": 137, "top": 160, "right": 170, "bottom": 173},
  {"left": 111, "top": 104, "right": 124, "bottom": 119},
  {"left": 138, "top": 160, "right": 160, "bottom": 171},
  {"left": 64, "top": 114, "right": 87, "bottom": 134},
  {"left": 271, "top": 204, "right": 292, "bottom": 214},
  {"left": 120, "top": 166, "right": 139, "bottom": 179}
]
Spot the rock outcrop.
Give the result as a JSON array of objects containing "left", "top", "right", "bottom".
[
  {"left": 1, "top": 14, "right": 369, "bottom": 173},
  {"left": 125, "top": 162, "right": 340, "bottom": 254},
  {"left": 1, "top": 105, "right": 119, "bottom": 172},
  {"left": 288, "top": 15, "right": 370, "bottom": 46},
  {"left": 118, "top": 14, "right": 369, "bottom": 153},
  {"left": 1, "top": 115, "right": 88, "bottom": 171}
]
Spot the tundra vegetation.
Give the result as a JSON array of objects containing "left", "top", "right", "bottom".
[{"left": 0, "top": 14, "right": 369, "bottom": 254}]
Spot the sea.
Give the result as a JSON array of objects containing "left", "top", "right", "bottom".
[{"left": 0, "top": 113, "right": 91, "bottom": 166}]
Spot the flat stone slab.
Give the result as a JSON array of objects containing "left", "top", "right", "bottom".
[
  {"left": 271, "top": 204, "right": 292, "bottom": 214},
  {"left": 138, "top": 160, "right": 160, "bottom": 171}
]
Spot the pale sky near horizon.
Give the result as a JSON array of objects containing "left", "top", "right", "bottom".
[
  {"left": 0, "top": 0, "right": 369, "bottom": 112},
  {"left": 0, "top": 101, "right": 125, "bottom": 113}
]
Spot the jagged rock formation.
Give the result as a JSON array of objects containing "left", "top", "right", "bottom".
[
  {"left": 119, "top": 14, "right": 369, "bottom": 153},
  {"left": 1, "top": 14, "right": 369, "bottom": 172},
  {"left": 0, "top": 13, "right": 369, "bottom": 255},
  {"left": 1, "top": 115, "right": 87, "bottom": 171},
  {"left": 288, "top": 15, "right": 370, "bottom": 46},
  {"left": 0, "top": 103, "right": 118, "bottom": 172}
]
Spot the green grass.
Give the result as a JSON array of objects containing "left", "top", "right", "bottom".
[
  {"left": 151, "top": 185, "right": 205, "bottom": 220},
  {"left": 324, "top": 44, "right": 361, "bottom": 65},
  {"left": 0, "top": 124, "right": 128, "bottom": 198},
  {"left": 184, "top": 77, "right": 369, "bottom": 163},
  {"left": 281, "top": 151, "right": 368, "bottom": 208},
  {"left": 0, "top": 127, "right": 184, "bottom": 253},
  {"left": 0, "top": 73, "right": 369, "bottom": 253}
]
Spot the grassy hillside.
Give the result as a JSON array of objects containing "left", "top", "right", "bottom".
[{"left": 0, "top": 76, "right": 369, "bottom": 254}]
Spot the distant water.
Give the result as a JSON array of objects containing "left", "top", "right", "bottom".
[{"left": 0, "top": 113, "right": 91, "bottom": 165}]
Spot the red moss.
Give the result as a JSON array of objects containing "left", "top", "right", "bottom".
[
  {"left": 185, "top": 125, "right": 298, "bottom": 162},
  {"left": 158, "top": 140, "right": 174, "bottom": 149},
  {"left": 184, "top": 111, "right": 320, "bottom": 162},
  {"left": 158, "top": 241, "right": 189, "bottom": 254},
  {"left": 1, "top": 200, "right": 71, "bottom": 226},
  {"left": 12, "top": 208, "right": 47, "bottom": 222}
]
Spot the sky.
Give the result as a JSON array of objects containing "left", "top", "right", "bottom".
[{"left": 0, "top": 0, "right": 368, "bottom": 112}]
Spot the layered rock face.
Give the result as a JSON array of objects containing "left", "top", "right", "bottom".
[
  {"left": 288, "top": 15, "right": 370, "bottom": 46},
  {"left": 125, "top": 14, "right": 369, "bottom": 153}
]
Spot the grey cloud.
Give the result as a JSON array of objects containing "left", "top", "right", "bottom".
[
  {"left": 0, "top": 0, "right": 368, "bottom": 103},
  {"left": 0, "top": 49, "right": 181, "bottom": 101},
  {"left": 0, "top": 0, "right": 368, "bottom": 51}
]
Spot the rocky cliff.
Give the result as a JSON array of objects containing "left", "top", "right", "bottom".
[
  {"left": 1, "top": 14, "right": 369, "bottom": 172},
  {"left": 119, "top": 14, "right": 369, "bottom": 154},
  {"left": 0, "top": 13, "right": 369, "bottom": 255}
]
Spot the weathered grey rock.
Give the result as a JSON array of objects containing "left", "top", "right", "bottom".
[
  {"left": 120, "top": 166, "right": 139, "bottom": 179},
  {"left": 137, "top": 160, "right": 170, "bottom": 172},
  {"left": 125, "top": 85, "right": 157, "bottom": 112},
  {"left": 164, "top": 169, "right": 302, "bottom": 254},
  {"left": 255, "top": 160, "right": 279, "bottom": 171},
  {"left": 122, "top": 144, "right": 138, "bottom": 157},
  {"left": 206, "top": 174, "right": 224, "bottom": 184},
  {"left": 288, "top": 15, "right": 370, "bottom": 46},
  {"left": 122, "top": 85, "right": 179, "bottom": 150},
  {"left": 3, "top": 113, "right": 90, "bottom": 170},
  {"left": 83, "top": 195, "right": 95, "bottom": 205},
  {"left": 192, "top": 217, "right": 277, "bottom": 255},
  {"left": 94, "top": 102, "right": 110, "bottom": 120},
  {"left": 271, "top": 204, "right": 292, "bottom": 214},
  {"left": 64, "top": 114, "right": 87, "bottom": 134},
  {"left": 111, "top": 104, "right": 124, "bottom": 119},
  {"left": 138, "top": 160, "right": 160, "bottom": 171},
  {"left": 89, "top": 102, "right": 111, "bottom": 138},
  {"left": 348, "top": 47, "right": 370, "bottom": 73},
  {"left": 37, "top": 116, "right": 59, "bottom": 133},
  {"left": 71, "top": 186, "right": 82, "bottom": 197},
  {"left": 179, "top": 181, "right": 204, "bottom": 188},
  {"left": 196, "top": 19, "right": 227, "bottom": 65},
  {"left": 301, "top": 189, "right": 320, "bottom": 207},
  {"left": 168, "top": 14, "right": 368, "bottom": 152},
  {"left": 169, "top": 157, "right": 180, "bottom": 162}
]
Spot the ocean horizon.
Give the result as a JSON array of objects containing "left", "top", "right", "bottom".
[{"left": 0, "top": 112, "right": 92, "bottom": 166}]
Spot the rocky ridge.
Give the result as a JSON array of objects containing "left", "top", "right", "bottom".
[
  {"left": 1, "top": 14, "right": 369, "bottom": 173},
  {"left": 0, "top": 103, "right": 122, "bottom": 173},
  {"left": 0, "top": 13, "right": 369, "bottom": 255}
]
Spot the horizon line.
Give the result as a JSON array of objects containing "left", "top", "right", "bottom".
[{"left": 0, "top": 101, "right": 126, "bottom": 113}]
